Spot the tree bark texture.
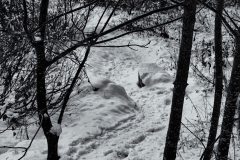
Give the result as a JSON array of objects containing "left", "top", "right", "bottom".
[
  {"left": 46, "top": 134, "right": 60, "bottom": 160},
  {"left": 202, "top": 0, "right": 224, "bottom": 159},
  {"left": 163, "top": 1, "right": 196, "bottom": 159},
  {"left": 216, "top": 30, "right": 240, "bottom": 159}
]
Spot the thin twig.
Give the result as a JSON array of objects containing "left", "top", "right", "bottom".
[
  {"left": 18, "top": 114, "right": 43, "bottom": 160},
  {"left": 0, "top": 146, "right": 26, "bottom": 150},
  {"left": 46, "top": 4, "right": 179, "bottom": 67},
  {"left": 31, "top": 0, "right": 98, "bottom": 33},
  {"left": 194, "top": 0, "right": 237, "bottom": 35},
  {"left": 200, "top": 134, "right": 221, "bottom": 160},
  {"left": 181, "top": 122, "right": 206, "bottom": 149},
  {"left": 93, "top": 41, "right": 150, "bottom": 48},
  {"left": 0, "top": 115, "right": 43, "bottom": 160}
]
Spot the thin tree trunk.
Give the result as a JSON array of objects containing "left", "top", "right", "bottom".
[
  {"left": 217, "top": 29, "right": 240, "bottom": 159},
  {"left": 238, "top": 101, "right": 240, "bottom": 138},
  {"left": 163, "top": 1, "right": 196, "bottom": 159},
  {"left": 202, "top": 0, "right": 224, "bottom": 159},
  {"left": 34, "top": 0, "right": 60, "bottom": 160},
  {"left": 35, "top": 43, "right": 60, "bottom": 160}
]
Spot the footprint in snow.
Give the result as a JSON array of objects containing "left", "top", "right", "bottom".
[
  {"left": 146, "top": 126, "right": 165, "bottom": 133},
  {"left": 130, "top": 134, "right": 146, "bottom": 144}
]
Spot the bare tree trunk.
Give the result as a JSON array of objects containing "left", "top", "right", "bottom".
[
  {"left": 217, "top": 29, "right": 240, "bottom": 159},
  {"left": 202, "top": 0, "right": 224, "bottom": 159},
  {"left": 35, "top": 42, "right": 60, "bottom": 160},
  {"left": 46, "top": 134, "right": 60, "bottom": 160},
  {"left": 34, "top": 0, "right": 60, "bottom": 160},
  {"left": 238, "top": 100, "right": 240, "bottom": 138},
  {"left": 163, "top": 1, "right": 196, "bottom": 159}
]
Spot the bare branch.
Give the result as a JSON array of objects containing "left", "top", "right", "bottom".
[
  {"left": 0, "top": 115, "right": 42, "bottom": 160},
  {"left": 99, "top": 0, "right": 121, "bottom": 34},
  {"left": 95, "top": 16, "right": 182, "bottom": 45},
  {"left": 223, "top": 8, "right": 239, "bottom": 30},
  {"left": 58, "top": 46, "right": 91, "bottom": 124},
  {"left": 31, "top": 0, "right": 98, "bottom": 34},
  {"left": 18, "top": 114, "right": 43, "bottom": 160},
  {"left": 0, "top": 146, "right": 26, "bottom": 150},
  {"left": 0, "top": 124, "right": 13, "bottom": 134},
  {"left": 200, "top": 135, "right": 221, "bottom": 160},
  {"left": 22, "top": 0, "right": 33, "bottom": 42},
  {"left": 93, "top": 41, "right": 150, "bottom": 48},
  {"left": 194, "top": 0, "right": 237, "bottom": 36},
  {"left": 46, "top": 4, "right": 180, "bottom": 67},
  {"left": 94, "top": 3, "right": 110, "bottom": 33},
  {"left": 181, "top": 121, "right": 206, "bottom": 149},
  {"left": 170, "top": 0, "right": 186, "bottom": 7}
]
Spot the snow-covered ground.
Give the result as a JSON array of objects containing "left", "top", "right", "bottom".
[{"left": 1, "top": 7, "right": 240, "bottom": 160}]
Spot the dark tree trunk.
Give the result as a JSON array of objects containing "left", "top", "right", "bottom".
[
  {"left": 34, "top": 0, "right": 60, "bottom": 160},
  {"left": 217, "top": 30, "right": 240, "bottom": 159},
  {"left": 35, "top": 42, "right": 60, "bottom": 160},
  {"left": 35, "top": 42, "right": 47, "bottom": 117},
  {"left": 163, "top": 1, "right": 196, "bottom": 159},
  {"left": 46, "top": 134, "right": 60, "bottom": 160},
  {"left": 239, "top": 101, "right": 240, "bottom": 138},
  {"left": 202, "top": 0, "right": 224, "bottom": 160}
]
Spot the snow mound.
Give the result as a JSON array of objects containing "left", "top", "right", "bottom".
[
  {"left": 57, "top": 76, "right": 138, "bottom": 159},
  {"left": 138, "top": 63, "right": 173, "bottom": 87},
  {"left": 76, "top": 76, "right": 137, "bottom": 119},
  {"left": 79, "top": 75, "right": 134, "bottom": 103}
]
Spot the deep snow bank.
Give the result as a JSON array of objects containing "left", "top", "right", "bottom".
[
  {"left": 58, "top": 75, "right": 138, "bottom": 160},
  {"left": 71, "top": 75, "right": 138, "bottom": 124},
  {"left": 0, "top": 76, "right": 138, "bottom": 160}
]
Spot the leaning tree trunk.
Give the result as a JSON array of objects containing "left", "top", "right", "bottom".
[
  {"left": 202, "top": 0, "right": 224, "bottom": 160},
  {"left": 163, "top": 1, "right": 196, "bottom": 159},
  {"left": 216, "top": 30, "right": 240, "bottom": 159}
]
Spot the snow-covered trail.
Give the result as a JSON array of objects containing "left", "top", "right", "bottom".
[
  {"left": 74, "top": 35, "right": 174, "bottom": 160},
  {"left": 0, "top": 33, "right": 219, "bottom": 160},
  {"left": 0, "top": 32, "right": 215, "bottom": 160},
  {"left": 2, "top": 9, "right": 234, "bottom": 160},
  {"left": 0, "top": 9, "right": 179, "bottom": 159}
]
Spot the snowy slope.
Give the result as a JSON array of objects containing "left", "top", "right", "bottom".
[
  {"left": 1, "top": 7, "right": 240, "bottom": 160},
  {"left": 0, "top": 32, "right": 176, "bottom": 160}
]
